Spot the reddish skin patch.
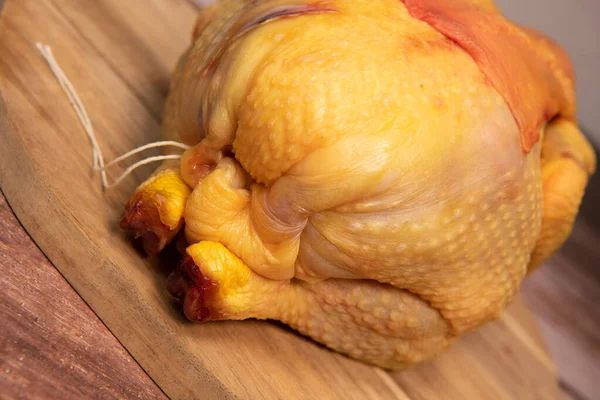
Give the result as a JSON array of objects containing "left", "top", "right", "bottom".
[
  {"left": 401, "top": 0, "right": 576, "bottom": 154},
  {"left": 120, "top": 197, "right": 180, "bottom": 256},
  {"left": 167, "top": 255, "right": 221, "bottom": 322},
  {"left": 181, "top": 144, "right": 221, "bottom": 187}
]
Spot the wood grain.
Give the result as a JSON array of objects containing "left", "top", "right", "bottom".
[
  {"left": 0, "top": 0, "right": 562, "bottom": 398},
  {"left": 522, "top": 201, "right": 600, "bottom": 399},
  {"left": 391, "top": 297, "right": 560, "bottom": 400},
  {"left": 0, "top": 191, "right": 167, "bottom": 400}
]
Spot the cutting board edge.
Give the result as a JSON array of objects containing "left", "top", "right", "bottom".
[{"left": 0, "top": 92, "right": 239, "bottom": 400}]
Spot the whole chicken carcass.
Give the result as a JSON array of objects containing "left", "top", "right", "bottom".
[{"left": 120, "top": 0, "right": 596, "bottom": 369}]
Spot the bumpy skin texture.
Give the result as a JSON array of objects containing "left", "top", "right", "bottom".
[
  {"left": 121, "top": 0, "right": 596, "bottom": 369},
  {"left": 121, "top": 164, "right": 191, "bottom": 255}
]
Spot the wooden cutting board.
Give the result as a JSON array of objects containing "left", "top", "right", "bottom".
[{"left": 0, "top": 0, "right": 561, "bottom": 398}]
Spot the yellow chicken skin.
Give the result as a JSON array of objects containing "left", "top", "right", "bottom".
[
  {"left": 121, "top": 164, "right": 191, "bottom": 255},
  {"left": 120, "top": 0, "right": 596, "bottom": 368}
]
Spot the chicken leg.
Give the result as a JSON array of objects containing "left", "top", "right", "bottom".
[
  {"left": 528, "top": 119, "right": 596, "bottom": 272},
  {"left": 168, "top": 241, "right": 454, "bottom": 369}
]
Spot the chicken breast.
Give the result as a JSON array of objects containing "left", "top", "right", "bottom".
[{"left": 121, "top": 0, "right": 596, "bottom": 368}]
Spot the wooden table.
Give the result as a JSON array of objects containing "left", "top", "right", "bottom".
[
  {"left": 0, "top": 191, "right": 166, "bottom": 399},
  {"left": 1, "top": 0, "right": 597, "bottom": 398}
]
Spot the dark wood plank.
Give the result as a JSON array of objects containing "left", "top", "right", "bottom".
[{"left": 0, "top": 191, "right": 167, "bottom": 400}]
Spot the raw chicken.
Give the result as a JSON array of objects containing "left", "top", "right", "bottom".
[{"left": 121, "top": 0, "right": 596, "bottom": 368}]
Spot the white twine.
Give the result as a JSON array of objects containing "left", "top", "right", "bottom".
[
  {"left": 99, "top": 140, "right": 190, "bottom": 170},
  {"left": 100, "top": 154, "right": 182, "bottom": 189},
  {"left": 35, "top": 42, "right": 189, "bottom": 190}
]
